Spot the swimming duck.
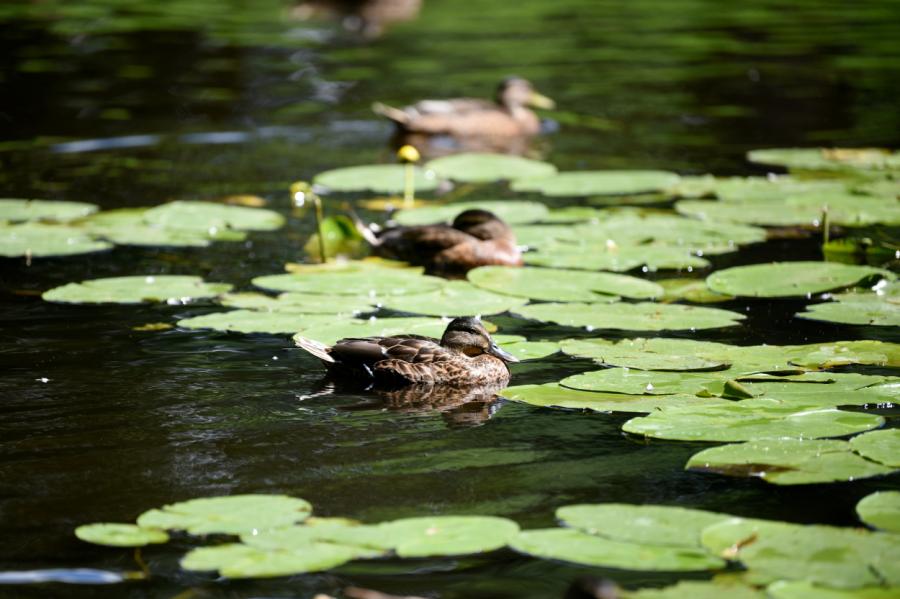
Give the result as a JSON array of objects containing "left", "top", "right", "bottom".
[
  {"left": 295, "top": 316, "right": 519, "bottom": 386},
  {"left": 372, "top": 77, "right": 555, "bottom": 138},
  {"left": 359, "top": 208, "right": 523, "bottom": 273}
]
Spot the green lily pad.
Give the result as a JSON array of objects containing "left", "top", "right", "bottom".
[
  {"left": 706, "top": 262, "right": 891, "bottom": 298},
  {"left": 510, "top": 528, "right": 724, "bottom": 571},
  {"left": 857, "top": 179, "right": 900, "bottom": 198},
  {"left": 0, "top": 198, "right": 98, "bottom": 222},
  {"left": 561, "top": 368, "right": 733, "bottom": 396},
  {"left": 219, "top": 292, "right": 375, "bottom": 314},
  {"left": 468, "top": 266, "right": 659, "bottom": 301},
  {"left": 514, "top": 302, "right": 745, "bottom": 331},
  {"left": 178, "top": 310, "right": 334, "bottom": 334},
  {"left": 626, "top": 581, "right": 766, "bottom": 599},
  {"left": 557, "top": 504, "right": 728, "bottom": 547},
  {"left": 74, "top": 523, "right": 169, "bottom": 547},
  {"left": 0, "top": 223, "right": 112, "bottom": 257},
  {"left": 379, "top": 515, "right": 519, "bottom": 558},
  {"left": 798, "top": 296, "right": 900, "bottom": 327},
  {"left": 392, "top": 200, "right": 549, "bottom": 226},
  {"left": 622, "top": 401, "right": 884, "bottom": 442},
  {"left": 292, "top": 316, "right": 451, "bottom": 346},
  {"left": 501, "top": 383, "right": 731, "bottom": 413},
  {"left": 424, "top": 153, "right": 557, "bottom": 183},
  {"left": 539, "top": 207, "right": 608, "bottom": 223},
  {"left": 380, "top": 281, "right": 528, "bottom": 317},
  {"left": 253, "top": 268, "right": 444, "bottom": 297},
  {"left": 700, "top": 517, "right": 900, "bottom": 588},
  {"left": 136, "top": 494, "right": 311, "bottom": 536},
  {"left": 747, "top": 147, "right": 900, "bottom": 172},
  {"left": 43, "top": 275, "right": 232, "bottom": 304},
  {"left": 181, "top": 542, "right": 359, "bottom": 578},
  {"left": 498, "top": 340, "right": 559, "bottom": 361},
  {"left": 659, "top": 278, "right": 734, "bottom": 303},
  {"left": 523, "top": 243, "right": 710, "bottom": 272},
  {"left": 712, "top": 177, "right": 848, "bottom": 202},
  {"left": 849, "top": 429, "right": 900, "bottom": 467},
  {"left": 143, "top": 200, "right": 284, "bottom": 232},
  {"left": 857, "top": 492, "right": 900, "bottom": 533},
  {"left": 560, "top": 338, "right": 728, "bottom": 371},
  {"left": 678, "top": 196, "right": 900, "bottom": 227},
  {"left": 686, "top": 439, "right": 895, "bottom": 485},
  {"left": 79, "top": 208, "right": 238, "bottom": 247},
  {"left": 511, "top": 170, "right": 680, "bottom": 196},
  {"left": 313, "top": 164, "right": 439, "bottom": 193},
  {"left": 768, "top": 580, "right": 900, "bottom": 599}
]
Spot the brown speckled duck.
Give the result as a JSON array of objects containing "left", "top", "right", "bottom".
[
  {"left": 295, "top": 317, "right": 518, "bottom": 386},
  {"left": 372, "top": 77, "right": 555, "bottom": 138},
  {"left": 361, "top": 208, "right": 523, "bottom": 273}
]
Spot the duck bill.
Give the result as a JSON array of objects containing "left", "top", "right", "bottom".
[
  {"left": 528, "top": 91, "right": 556, "bottom": 110},
  {"left": 489, "top": 341, "right": 520, "bottom": 363}
]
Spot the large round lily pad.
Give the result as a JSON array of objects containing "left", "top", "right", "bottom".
[
  {"left": 0, "top": 198, "right": 98, "bottom": 222},
  {"left": 380, "top": 281, "right": 528, "bottom": 317},
  {"left": 313, "top": 164, "right": 439, "bottom": 193},
  {"left": 502, "top": 383, "right": 730, "bottom": 413},
  {"left": 686, "top": 439, "right": 895, "bottom": 485},
  {"left": 424, "top": 153, "right": 557, "bottom": 183},
  {"left": 677, "top": 198, "right": 900, "bottom": 227},
  {"left": 181, "top": 542, "right": 359, "bottom": 578},
  {"left": 627, "top": 581, "right": 767, "bottom": 599},
  {"left": 75, "top": 523, "right": 169, "bottom": 547},
  {"left": 143, "top": 200, "right": 284, "bottom": 232},
  {"left": 622, "top": 401, "right": 884, "bottom": 442},
  {"left": 711, "top": 176, "right": 848, "bottom": 202},
  {"left": 856, "top": 492, "right": 900, "bottom": 533},
  {"left": 510, "top": 528, "right": 724, "bottom": 571},
  {"left": 43, "top": 275, "right": 232, "bottom": 304},
  {"left": 392, "top": 200, "right": 549, "bottom": 226},
  {"left": 560, "top": 338, "right": 728, "bottom": 371},
  {"left": 523, "top": 243, "right": 710, "bottom": 272},
  {"left": 557, "top": 504, "right": 728, "bottom": 547},
  {"left": 136, "top": 494, "right": 312, "bottom": 535},
  {"left": 253, "top": 268, "right": 444, "bottom": 297},
  {"left": 79, "top": 207, "right": 242, "bottom": 247},
  {"left": 561, "top": 368, "right": 731, "bottom": 396},
  {"left": 292, "top": 317, "right": 451, "bottom": 346},
  {"left": 747, "top": 147, "right": 900, "bottom": 172},
  {"left": 514, "top": 302, "right": 745, "bottom": 331},
  {"left": 849, "top": 429, "right": 900, "bottom": 467},
  {"left": 511, "top": 170, "right": 680, "bottom": 196},
  {"left": 798, "top": 295, "right": 900, "bottom": 327},
  {"left": 0, "top": 223, "right": 112, "bottom": 258},
  {"left": 377, "top": 515, "right": 519, "bottom": 558},
  {"left": 706, "top": 262, "right": 890, "bottom": 298},
  {"left": 469, "top": 266, "right": 660, "bottom": 302},
  {"left": 767, "top": 580, "right": 900, "bottom": 599},
  {"left": 178, "top": 310, "right": 334, "bottom": 334},
  {"left": 218, "top": 292, "right": 375, "bottom": 314}
]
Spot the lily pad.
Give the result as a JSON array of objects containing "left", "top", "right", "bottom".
[
  {"left": 678, "top": 198, "right": 900, "bottom": 227},
  {"left": 313, "top": 164, "right": 439, "bottom": 193},
  {"left": 511, "top": 170, "right": 680, "bottom": 196},
  {"left": 523, "top": 243, "right": 710, "bottom": 272},
  {"left": 557, "top": 504, "right": 728, "bottom": 547},
  {"left": 0, "top": 198, "right": 98, "bottom": 222},
  {"left": 622, "top": 401, "right": 884, "bottom": 442},
  {"left": 219, "top": 292, "right": 375, "bottom": 314},
  {"left": 510, "top": 528, "right": 724, "bottom": 571},
  {"left": 768, "top": 580, "right": 900, "bottom": 599},
  {"left": 0, "top": 223, "right": 112, "bottom": 257},
  {"left": 292, "top": 317, "right": 451, "bottom": 346},
  {"left": 380, "top": 281, "right": 528, "bottom": 317},
  {"left": 560, "top": 338, "right": 728, "bottom": 371},
  {"left": 136, "top": 494, "right": 311, "bottom": 535},
  {"left": 686, "top": 439, "right": 895, "bottom": 485},
  {"left": 856, "top": 492, "right": 900, "bottom": 533},
  {"left": 626, "top": 581, "right": 766, "bottom": 599},
  {"left": 514, "top": 302, "right": 745, "bottom": 331},
  {"left": 378, "top": 515, "right": 519, "bottom": 558},
  {"left": 43, "top": 275, "right": 232, "bottom": 304},
  {"left": 424, "top": 153, "right": 557, "bottom": 183},
  {"left": 178, "top": 310, "right": 334, "bottom": 334},
  {"left": 712, "top": 177, "right": 848, "bottom": 202},
  {"left": 798, "top": 296, "right": 900, "bottom": 327},
  {"left": 143, "top": 200, "right": 284, "bottom": 232},
  {"left": 392, "top": 200, "right": 549, "bottom": 226},
  {"left": 498, "top": 340, "right": 559, "bottom": 361},
  {"left": 181, "top": 542, "right": 359, "bottom": 578},
  {"left": 747, "top": 147, "right": 900, "bottom": 172},
  {"left": 501, "top": 383, "right": 731, "bottom": 413},
  {"left": 659, "top": 278, "right": 734, "bottom": 303},
  {"left": 849, "top": 429, "right": 900, "bottom": 467},
  {"left": 706, "top": 262, "right": 891, "bottom": 298},
  {"left": 74, "top": 523, "right": 169, "bottom": 547},
  {"left": 561, "top": 368, "right": 733, "bottom": 396},
  {"left": 79, "top": 208, "right": 237, "bottom": 247},
  {"left": 469, "top": 266, "right": 660, "bottom": 302},
  {"left": 253, "top": 268, "right": 444, "bottom": 297}
]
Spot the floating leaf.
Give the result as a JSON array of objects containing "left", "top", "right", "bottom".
[
  {"left": 511, "top": 170, "right": 680, "bottom": 196},
  {"left": 560, "top": 338, "right": 728, "bottom": 371},
  {"left": 392, "top": 200, "right": 549, "bottom": 226},
  {"left": 510, "top": 528, "right": 724, "bottom": 571},
  {"left": 78, "top": 208, "right": 245, "bottom": 247},
  {"left": 178, "top": 310, "right": 334, "bottom": 334},
  {"left": 798, "top": 296, "right": 900, "bottom": 327},
  {"left": 378, "top": 516, "right": 519, "bottom": 558},
  {"left": 292, "top": 317, "right": 451, "bottom": 346},
  {"left": 136, "top": 494, "right": 311, "bottom": 535},
  {"left": 711, "top": 177, "right": 848, "bottom": 202},
  {"left": 747, "top": 147, "right": 900, "bottom": 172},
  {"left": 181, "top": 542, "right": 358, "bottom": 578},
  {"left": 502, "top": 383, "right": 730, "bottom": 413},
  {"left": 0, "top": 223, "right": 112, "bottom": 257},
  {"left": 379, "top": 281, "right": 528, "bottom": 317},
  {"left": 0, "top": 198, "right": 98, "bottom": 222},
  {"left": 143, "top": 200, "right": 284, "bottom": 232},
  {"left": 469, "top": 266, "right": 659, "bottom": 301},
  {"left": 626, "top": 581, "right": 766, "bottom": 599},
  {"left": 43, "top": 275, "right": 232, "bottom": 304},
  {"left": 498, "top": 340, "right": 559, "bottom": 361},
  {"left": 515, "top": 302, "right": 745, "bottom": 331},
  {"left": 561, "top": 368, "right": 733, "bottom": 396},
  {"left": 856, "top": 492, "right": 900, "bottom": 533},
  {"left": 557, "top": 504, "right": 728, "bottom": 547},
  {"left": 686, "top": 439, "right": 895, "bottom": 485},
  {"left": 253, "top": 268, "right": 444, "bottom": 297},
  {"left": 677, "top": 198, "right": 900, "bottom": 227},
  {"left": 622, "top": 401, "right": 884, "bottom": 441},
  {"left": 524, "top": 243, "right": 710, "bottom": 272},
  {"left": 706, "top": 262, "right": 891, "bottom": 298},
  {"left": 767, "top": 580, "right": 900, "bottom": 599},
  {"left": 849, "top": 429, "right": 900, "bottom": 467},
  {"left": 659, "top": 278, "right": 734, "bottom": 303},
  {"left": 219, "top": 292, "right": 374, "bottom": 314},
  {"left": 313, "top": 164, "right": 439, "bottom": 193},
  {"left": 74, "top": 523, "right": 169, "bottom": 547},
  {"left": 424, "top": 153, "right": 556, "bottom": 182}
]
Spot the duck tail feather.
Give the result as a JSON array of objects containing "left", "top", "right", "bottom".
[
  {"left": 371, "top": 101, "right": 409, "bottom": 124},
  {"left": 295, "top": 336, "right": 335, "bottom": 363}
]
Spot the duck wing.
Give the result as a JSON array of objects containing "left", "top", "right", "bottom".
[
  {"left": 374, "top": 98, "right": 503, "bottom": 134},
  {"left": 374, "top": 225, "right": 476, "bottom": 264},
  {"left": 330, "top": 335, "right": 452, "bottom": 369}
]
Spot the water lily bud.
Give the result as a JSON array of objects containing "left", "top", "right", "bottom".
[{"left": 397, "top": 144, "right": 420, "bottom": 163}]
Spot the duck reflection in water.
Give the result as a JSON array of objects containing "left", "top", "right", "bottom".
[{"left": 295, "top": 317, "right": 517, "bottom": 427}]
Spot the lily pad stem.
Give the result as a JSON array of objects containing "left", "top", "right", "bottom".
[{"left": 314, "top": 194, "right": 327, "bottom": 263}]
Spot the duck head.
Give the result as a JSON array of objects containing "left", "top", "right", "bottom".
[
  {"left": 496, "top": 77, "right": 555, "bottom": 111},
  {"left": 452, "top": 209, "right": 514, "bottom": 241},
  {"left": 440, "top": 317, "right": 519, "bottom": 363}
]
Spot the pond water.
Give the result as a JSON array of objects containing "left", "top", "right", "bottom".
[{"left": 1, "top": 1, "right": 899, "bottom": 597}]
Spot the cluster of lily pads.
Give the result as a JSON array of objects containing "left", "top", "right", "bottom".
[{"left": 74, "top": 492, "right": 900, "bottom": 597}]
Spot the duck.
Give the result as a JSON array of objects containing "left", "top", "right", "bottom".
[
  {"left": 372, "top": 77, "right": 555, "bottom": 138},
  {"left": 358, "top": 208, "right": 523, "bottom": 273},
  {"left": 295, "top": 316, "right": 519, "bottom": 386}
]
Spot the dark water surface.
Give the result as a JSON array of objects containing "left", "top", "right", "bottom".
[{"left": 1, "top": 1, "right": 899, "bottom": 597}]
